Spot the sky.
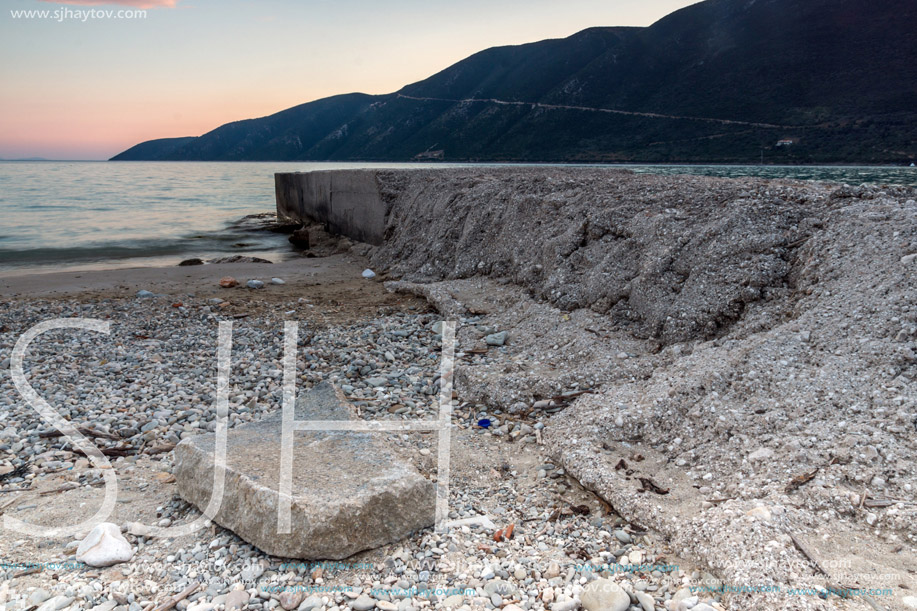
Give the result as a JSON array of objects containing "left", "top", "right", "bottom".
[{"left": 0, "top": 0, "right": 698, "bottom": 160}]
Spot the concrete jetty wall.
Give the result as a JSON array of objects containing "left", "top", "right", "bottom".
[{"left": 274, "top": 170, "right": 390, "bottom": 245}]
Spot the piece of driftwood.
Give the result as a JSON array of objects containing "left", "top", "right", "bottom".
[
  {"left": 150, "top": 583, "right": 200, "bottom": 611},
  {"left": 38, "top": 426, "right": 119, "bottom": 440}
]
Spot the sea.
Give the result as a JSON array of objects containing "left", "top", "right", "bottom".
[{"left": 1, "top": 161, "right": 914, "bottom": 275}]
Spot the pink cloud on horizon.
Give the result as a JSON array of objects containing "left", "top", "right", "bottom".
[{"left": 37, "top": 0, "right": 178, "bottom": 8}]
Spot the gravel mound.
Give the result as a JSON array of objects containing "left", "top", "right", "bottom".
[
  {"left": 372, "top": 168, "right": 843, "bottom": 345},
  {"left": 365, "top": 168, "right": 917, "bottom": 609}
]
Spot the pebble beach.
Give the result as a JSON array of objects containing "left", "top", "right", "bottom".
[
  {"left": 0, "top": 253, "right": 725, "bottom": 611},
  {"left": 2, "top": 167, "right": 916, "bottom": 611}
]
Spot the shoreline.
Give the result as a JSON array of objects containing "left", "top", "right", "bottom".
[
  {"left": 5, "top": 160, "right": 915, "bottom": 169},
  {"left": 0, "top": 254, "right": 414, "bottom": 327},
  {"left": 0, "top": 250, "right": 292, "bottom": 286},
  {"left": 0, "top": 258, "right": 321, "bottom": 300}
]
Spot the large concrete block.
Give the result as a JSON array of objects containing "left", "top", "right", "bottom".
[
  {"left": 173, "top": 382, "right": 434, "bottom": 559},
  {"left": 275, "top": 170, "right": 389, "bottom": 245}
]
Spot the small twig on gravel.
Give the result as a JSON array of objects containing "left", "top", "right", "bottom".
[
  {"left": 862, "top": 498, "right": 914, "bottom": 508},
  {"left": 0, "top": 496, "right": 21, "bottom": 512},
  {"left": 151, "top": 582, "right": 199, "bottom": 611},
  {"left": 789, "top": 532, "right": 828, "bottom": 576},
  {"left": 72, "top": 445, "right": 134, "bottom": 458},
  {"left": 39, "top": 427, "right": 120, "bottom": 441},
  {"left": 858, "top": 487, "right": 869, "bottom": 511},
  {"left": 39, "top": 483, "right": 81, "bottom": 496}
]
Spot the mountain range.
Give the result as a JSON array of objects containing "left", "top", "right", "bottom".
[{"left": 112, "top": 0, "right": 917, "bottom": 164}]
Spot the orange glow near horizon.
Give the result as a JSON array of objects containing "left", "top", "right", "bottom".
[{"left": 0, "top": 85, "right": 365, "bottom": 159}]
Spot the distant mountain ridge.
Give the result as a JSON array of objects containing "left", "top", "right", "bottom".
[
  {"left": 113, "top": 0, "right": 917, "bottom": 164},
  {"left": 114, "top": 137, "right": 196, "bottom": 161}
]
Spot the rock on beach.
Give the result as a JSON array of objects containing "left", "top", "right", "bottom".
[
  {"left": 75, "top": 523, "right": 134, "bottom": 567},
  {"left": 579, "top": 579, "right": 631, "bottom": 611},
  {"left": 173, "top": 382, "right": 434, "bottom": 558}
]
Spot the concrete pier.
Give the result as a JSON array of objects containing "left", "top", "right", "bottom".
[{"left": 274, "top": 170, "right": 390, "bottom": 245}]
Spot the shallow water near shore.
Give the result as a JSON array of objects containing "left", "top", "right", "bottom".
[
  {"left": 1, "top": 161, "right": 914, "bottom": 275},
  {"left": 0, "top": 161, "right": 437, "bottom": 275}
]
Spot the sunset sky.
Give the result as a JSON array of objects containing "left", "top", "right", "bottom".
[{"left": 0, "top": 0, "right": 698, "bottom": 160}]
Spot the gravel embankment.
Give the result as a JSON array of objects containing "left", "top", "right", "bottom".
[{"left": 357, "top": 168, "right": 917, "bottom": 610}]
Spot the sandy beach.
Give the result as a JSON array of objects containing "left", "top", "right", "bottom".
[{"left": 0, "top": 255, "right": 411, "bottom": 318}]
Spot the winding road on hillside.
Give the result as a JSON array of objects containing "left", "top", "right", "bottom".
[{"left": 396, "top": 93, "right": 791, "bottom": 129}]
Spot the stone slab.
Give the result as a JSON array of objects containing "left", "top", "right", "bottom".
[{"left": 174, "top": 382, "right": 434, "bottom": 558}]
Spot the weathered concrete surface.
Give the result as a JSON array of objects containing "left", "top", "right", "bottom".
[
  {"left": 275, "top": 170, "right": 391, "bottom": 245},
  {"left": 173, "top": 382, "right": 434, "bottom": 559}
]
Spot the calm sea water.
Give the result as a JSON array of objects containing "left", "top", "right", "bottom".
[
  {"left": 1, "top": 161, "right": 914, "bottom": 274},
  {"left": 0, "top": 161, "right": 438, "bottom": 274}
]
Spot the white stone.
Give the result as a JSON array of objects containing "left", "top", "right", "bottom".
[
  {"left": 225, "top": 590, "right": 250, "bottom": 611},
  {"left": 271, "top": 278, "right": 286, "bottom": 285},
  {"left": 636, "top": 591, "right": 655, "bottom": 611},
  {"left": 297, "top": 597, "right": 322, "bottom": 611},
  {"left": 579, "top": 578, "right": 630, "bottom": 611},
  {"left": 29, "top": 590, "right": 51, "bottom": 606},
  {"left": 745, "top": 506, "right": 772, "bottom": 521},
  {"left": 362, "top": 269, "right": 376, "bottom": 279},
  {"left": 76, "top": 523, "right": 133, "bottom": 567},
  {"left": 748, "top": 447, "right": 774, "bottom": 461},
  {"left": 37, "top": 597, "right": 73, "bottom": 611},
  {"left": 542, "top": 587, "right": 555, "bottom": 603}
]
